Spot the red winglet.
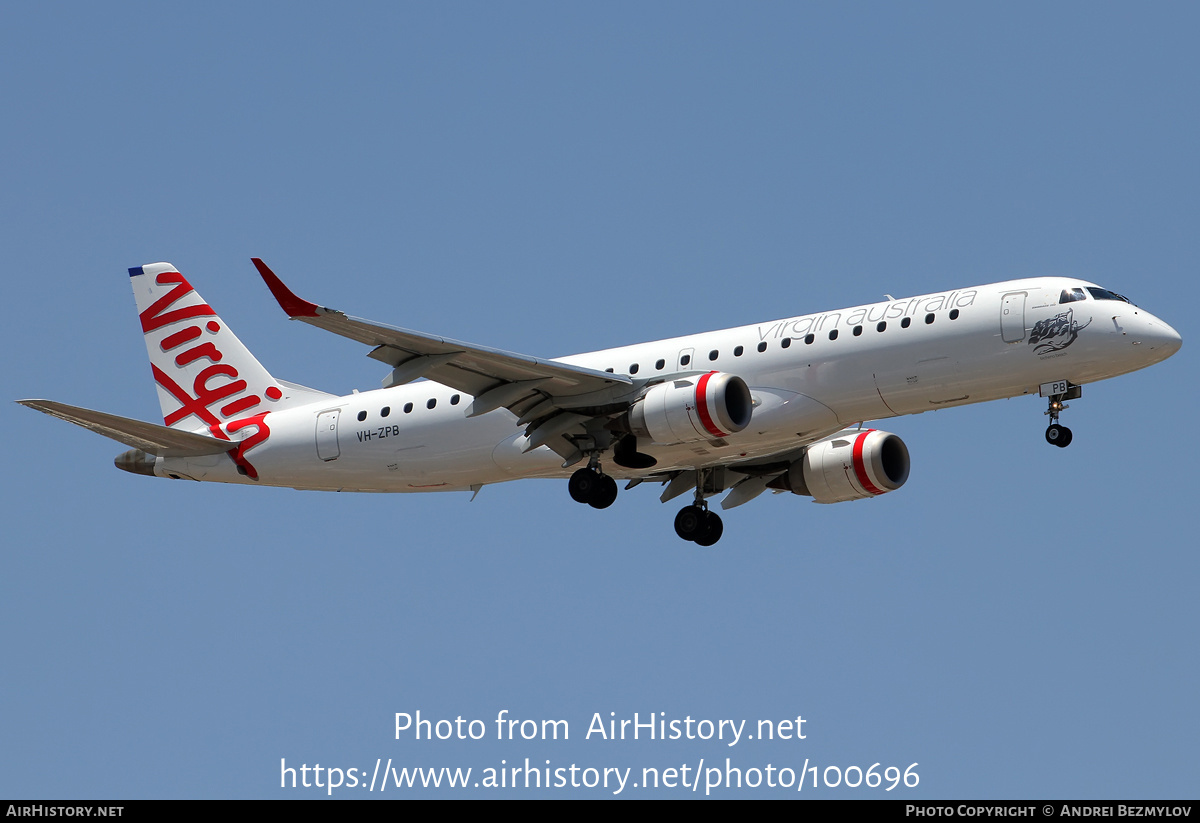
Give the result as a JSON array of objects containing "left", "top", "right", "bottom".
[{"left": 251, "top": 258, "right": 321, "bottom": 318}]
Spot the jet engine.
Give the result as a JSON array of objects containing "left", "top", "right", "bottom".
[
  {"left": 627, "top": 372, "right": 753, "bottom": 445},
  {"left": 777, "top": 429, "right": 910, "bottom": 503}
]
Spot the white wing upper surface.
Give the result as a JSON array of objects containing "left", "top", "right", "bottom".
[{"left": 252, "top": 259, "right": 630, "bottom": 419}]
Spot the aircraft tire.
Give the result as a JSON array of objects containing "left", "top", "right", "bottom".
[
  {"left": 568, "top": 468, "right": 599, "bottom": 504},
  {"left": 693, "top": 511, "right": 723, "bottom": 546},
  {"left": 589, "top": 474, "right": 618, "bottom": 509},
  {"left": 674, "top": 505, "right": 704, "bottom": 541}
]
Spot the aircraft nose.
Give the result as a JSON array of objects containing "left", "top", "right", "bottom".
[
  {"left": 1138, "top": 315, "right": 1182, "bottom": 361},
  {"left": 1153, "top": 318, "right": 1181, "bottom": 353}
]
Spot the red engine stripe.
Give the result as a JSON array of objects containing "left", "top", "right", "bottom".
[
  {"left": 852, "top": 429, "right": 885, "bottom": 496},
  {"left": 694, "top": 371, "right": 727, "bottom": 437}
]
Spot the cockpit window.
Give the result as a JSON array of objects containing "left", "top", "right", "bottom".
[
  {"left": 1059, "top": 288, "right": 1087, "bottom": 304},
  {"left": 1086, "top": 287, "right": 1134, "bottom": 305}
]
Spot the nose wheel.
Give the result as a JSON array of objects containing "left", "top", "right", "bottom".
[
  {"left": 1045, "top": 423, "right": 1072, "bottom": 447},
  {"left": 1042, "top": 386, "right": 1078, "bottom": 448}
]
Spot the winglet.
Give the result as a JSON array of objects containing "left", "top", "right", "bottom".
[{"left": 251, "top": 258, "right": 321, "bottom": 318}]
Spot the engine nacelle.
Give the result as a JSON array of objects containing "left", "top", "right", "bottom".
[
  {"left": 786, "top": 429, "right": 910, "bottom": 503},
  {"left": 629, "top": 372, "right": 753, "bottom": 445}
]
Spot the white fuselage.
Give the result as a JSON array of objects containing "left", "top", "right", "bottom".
[{"left": 154, "top": 277, "right": 1181, "bottom": 492}]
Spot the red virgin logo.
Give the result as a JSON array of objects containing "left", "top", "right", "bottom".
[{"left": 142, "top": 271, "right": 274, "bottom": 479}]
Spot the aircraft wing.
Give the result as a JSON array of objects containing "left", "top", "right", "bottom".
[
  {"left": 252, "top": 259, "right": 630, "bottom": 420},
  {"left": 17, "top": 400, "right": 236, "bottom": 457}
]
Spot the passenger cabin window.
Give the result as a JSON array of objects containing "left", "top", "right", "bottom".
[
  {"left": 655, "top": 359, "right": 665, "bottom": 369},
  {"left": 901, "top": 317, "right": 911, "bottom": 328},
  {"left": 357, "top": 410, "right": 367, "bottom": 421},
  {"left": 949, "top": 309, "right": 960, "bottom": 320},
  {"left": 805, "top": 333, "right": 815, "bottom": 344},
  {"left": 853, "top": 325, "right": 863, "bottom": 336},
  {"left": 629, "top": 363, "right": 639, "bottom": 374},
  {"left": 1087, "top": 287, "right": 1134, "bottom": 305},
  {"left": 756, "top": 342, "right": 767, "bottom": 353},
  {"left": 734, "top": 345, "right": 743, "bottom": 357},
  {"left": 1060, "top": 288, "right": 1087, "bottom": 304},
  {"left": 828, "top": 329, "right": 838, "bottom": 340},
  {"left": 427, "top": 398, "right": 436, "bottom": 409},
  {"left": 381, "top": 406, "right": 391, "bottom": 417},
  {"left": 680, "top": 354, "right": 691, "bottom": 366},
  {"left": 450, "top": 394, "right": 460, "bottom": 405},
  {"left": 781, "top": 338, "right": 791, "bottom": 348},
  {"left": 708, "top": 350, "right": 719, "bottom": 361},
  {"left": 925, "top": 313, "right": 935, "bottom": 324},
  {"left": 403, "top": 402, "right": 413, "bottom": 413},
  {"left": 877, "top": 321, "right": 887, "bottom": 332}
]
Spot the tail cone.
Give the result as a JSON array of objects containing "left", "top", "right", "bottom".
[{"left": 114, "top": 449, "right": 156, "bottom": 477}]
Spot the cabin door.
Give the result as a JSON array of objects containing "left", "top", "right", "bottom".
[
  {"left": 1001, "top": 291, "right": 1027, "bottom": 343},
  {"left": 316, "top": 410, "right": 341, "bottom": 461}
]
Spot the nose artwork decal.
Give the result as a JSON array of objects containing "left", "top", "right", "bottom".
[{"left": 1029, "top": 309, "right": 1091, "bottom": 356}]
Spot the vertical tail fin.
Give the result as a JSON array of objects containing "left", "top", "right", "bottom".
[
  {"left": 131, "top": 263, "right": 287, "bottom": 432},
  {"left": 129, "top": 262, "right": 328, "bottom": 441}
]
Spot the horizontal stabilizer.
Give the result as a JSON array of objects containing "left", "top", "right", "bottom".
[{"left": 17, "top": 400, "right": 237, "bottom": 457}]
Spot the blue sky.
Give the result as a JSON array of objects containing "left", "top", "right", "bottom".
[{"left": 2, "top": 2, "right": 1196, "bottom": 798}]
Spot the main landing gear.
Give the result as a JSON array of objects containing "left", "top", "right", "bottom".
[
  {"left": 674, "top": 504, "right": 723, "bottom": 546},
  {"left": 673, "top": 467, "right": 723, "bottom": 546},
  {"left": 568, "top": 463, "right": 618, "bottom": 509},
  {"left": 567, "top": 458, "right": 725, "bottom": 546}
]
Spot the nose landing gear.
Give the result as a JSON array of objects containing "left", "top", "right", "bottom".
[
  {"left": 1045, "top": 421, "right": 1072, "bottom": 447},
  {"left": 1041, "top": 381, "right": 1081, "bottom": 448}
]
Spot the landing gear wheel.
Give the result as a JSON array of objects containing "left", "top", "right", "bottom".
[
  {"left": 568, "top": 468, "right": 599, "bottom": 503},
  {"left": 693, "top": 510, "right": 724, "bottom": 546},
  {"left": 589, "top": 474, "right": 618, "bottom": 509},
  {"left": 1045, "top": 424, "right": 1073, "bottom": 448},
  {"left": 1043, "top": 389, "right": 1077, "bottom": 448},
  {"left": 674, "top": 506, "right": 723, "bottom": 544},
  {"left": 674, "top": 505, "right": 705, "bottom": 541},
  {"left": 570, "top": 467, "right": 619, "bottom": 508}
]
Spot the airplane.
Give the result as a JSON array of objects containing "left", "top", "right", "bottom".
[{"left": 19, "top": 261, "right": 1182, "bottom": 545}]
